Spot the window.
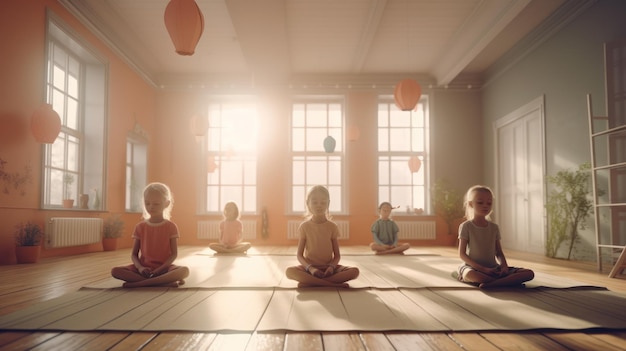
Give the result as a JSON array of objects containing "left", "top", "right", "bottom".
[
  {"left": 200, "top": 101, "right": 258, "bottom": 214},
  {"left": 291, "top": 99, "right": 344, "bottom": 213},
  {"left": 126, "top": 127, "right": 148, "bottom": 212},
  {"left": 42, "top": 15, "right": 107, "bottom": 210},
  {"left": 377, "top": 96, "right": 429, "bottom": 213}
]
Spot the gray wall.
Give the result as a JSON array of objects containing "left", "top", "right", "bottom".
[{"left": 480, "top": 0, "right": 626, "bottom": 260}]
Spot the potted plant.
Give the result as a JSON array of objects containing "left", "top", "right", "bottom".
[
  {"left": 102, "top": 215, "right": 124, "bottom": 251},
  {"left": 433, "top": 179, "right": 465, "bottom": 240},
  {"left": 14, "top": 222, "right": 44, "bottom": 263},
  {"left": 62, "top": 173, "right": 75, "bottom": 208},
  {"left": 545, "top": 163, "right": 596, "bottom": 259}
]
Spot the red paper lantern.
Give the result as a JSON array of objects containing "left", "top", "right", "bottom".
[
  {"left": 408, "top": 156, "right": 422, "bottom": 173},
  {"left": 393, "top": 79, "right": 422, "bottom": 111},
  {"left": 31, "top": 104, "right": 61, "bottom": 144},
  {"left": 164, "top": 0, "right": 204, "bottom": 56},
  {"left": 190, "top": 114, "right": 208, "bottom": 137}
]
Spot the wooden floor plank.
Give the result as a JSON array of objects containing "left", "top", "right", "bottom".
[
  {"left": 0, "top": 332, "right": 60, "bottom": 351},
  {"left": 108, "top": 332, "right": 161, "bottom": 351},
  {"left": 544, "top": 332, "right": 626, "bottom": 351},
  {"left": 321, "top": 332, "right": 366, "bottom": 351},
  {"left": 447, "top": 333, "right": 500, "bottom": 351},
  {"left": 29, "top": 332, "right": 101, "bottom": 351},
  {"left": 245, "top": 332, "right": 285, "bottom": 351},
  {"left": 359, "top": 333, "right": 395, "bottom": 351},
  {"left": 386, "top": 332, "right": 462, "bottom": 351},
  {"left": 76, "top": 332, "right": 132, "bottom": 351},
  {"left": 480, "top": 332, "right": 571, "bottom": 351},
  {"left": 284, "top": 332, "right": 323, "bottom": 351},
  {"left": 585, "top": 331, "right": 626, "bottom": 349}
]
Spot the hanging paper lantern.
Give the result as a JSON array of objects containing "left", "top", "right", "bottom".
[
  {"left": 164, "top": 0, "right": 204, "bottom": 56},
  {"left": 31, "top": 104, "right": 61, "bottom": 144},
  {"left": 408, "top": 156, "right": 422, "bottom": 173},
  {"left": 323, "top": 135, "right": 336, "bottom": 153},
  {"left": 190, "top": 114, "right": 208, "bottom": 137},
  {"left": 393, "top": 79, "right": 422, "bottom": 111},
  {"left": 207, "top": 155, "right": 218, "bottom": 173}
]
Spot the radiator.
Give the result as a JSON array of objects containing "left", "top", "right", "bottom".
[
  {"left": 46, "top": 218, "right": 103, "bottom": 248},
  {"left": 287, "top": 220, "right": 349, "bottom": 240},
  {"left": 197, "top": 220, "right": 257, "bottom": 240},
  {"left": 396, "top": 221, "right": 436, "bottom": 240}
]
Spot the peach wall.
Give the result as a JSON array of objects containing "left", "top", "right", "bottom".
[
  {"left": 0, "top": 0, "right": 157, "bottom": 264},
  {"left": 0, "top": 0, "right": 481, "bottom": 265}
]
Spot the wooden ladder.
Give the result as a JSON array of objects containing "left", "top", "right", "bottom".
[{"left": 609, "top": 248, "right": 626, "bottom": 278}]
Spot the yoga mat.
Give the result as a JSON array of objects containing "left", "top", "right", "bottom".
[
  {"left": 2, "top": 287, "right": 626, "bottom": 332},
  {"left": 84, "top": 255, "right": 593, "bottom": 290}
]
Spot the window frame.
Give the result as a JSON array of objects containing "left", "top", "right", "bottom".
[
  {"left": 289, "top": 96, "right": 346, "bottom": 215},
  {"left": 41, "top": 12, "right": 108, "bottom": 210},
  {"left": 197, "top": 98, "right": 259, "bottom": 215},
  {"left": 376, "top": 95, "right": 430, "bottom": 215}
]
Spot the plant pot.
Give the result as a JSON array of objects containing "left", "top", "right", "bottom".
[
  {"left": 102, "top": 238, "right": 118, "bottom": 251},
  {"left": 79, "top": 194, "right": 89, "bottom": 209},
  {"left": 62, "top": 199, "right": 74, "bottom": 208},
  {"left": 15, "top": 245, "right": 41, "bottom": 264}
]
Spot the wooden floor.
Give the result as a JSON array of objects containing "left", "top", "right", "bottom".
[{"left": 1, "top": 245, "right": 625, "bottom": 351}]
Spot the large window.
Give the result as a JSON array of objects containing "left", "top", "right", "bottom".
[
  {"left": 291, "top": 99, "right": 344, "bottom": 213},
  {"left": 42, "top": 16, "right": 107, "bottom": 210},
  {"left": 200, "top": 101, "right": 258, "bottom": 214},
  {"left": 377, "top": 96, "right": 429, "bottom": 213}
]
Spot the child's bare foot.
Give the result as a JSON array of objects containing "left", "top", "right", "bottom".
[{"left": 178, "top": 279, "right": 185, "bottom": 286}]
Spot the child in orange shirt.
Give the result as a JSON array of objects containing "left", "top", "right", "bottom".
[
  {"left": 285, "top": 185, "right": 360, "bottom": 288},
  {"left": 111, "top": 182, "right": 189, "bottom": 288}
]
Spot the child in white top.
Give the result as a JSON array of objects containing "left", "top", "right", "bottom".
[
  {"left": 209, "top": 201, "right": 252, "bottom": 254},
  {"left": 456, "top": 185, "right": 534, "bottom": 288}
]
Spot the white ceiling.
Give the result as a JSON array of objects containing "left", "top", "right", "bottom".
[{"left": 59, "top": 0, "right": 566, "bottom": 90}]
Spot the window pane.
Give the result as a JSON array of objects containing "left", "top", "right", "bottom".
[
  {"left": 306, "top": 104, "right": 327, "bottom": 127},
  {"left": 243, "top": 185, "right": 256, "bottom": 212},
  {"left": 378, "top": 129, "right": 388, "bottom": 152},
  {"left": 306, "top": 158, "right": 327, "bottom": 185},
  {"left": 292, "top": 185, "right": 305, "bottom": 213},
  {"left": 389, "top": 129, "right": 410, "bottom": 151},
  {"left": 67, "top": 97, "right": 78, "bottom": 130},
  {"left": 306, "top": 128, "right": 326, "bottom": 152},
  {"left": 221, "top": 159, "right": 242, "bottom": 184},
  {"left": 328, "top": 104, "right": 341, "bottom": 127},
  {"left": 412, "top": 128, "right": 424, "bottom": 152},
  {"left": 292, "top": 128, "right": 305, "bottom": 151},
  {"left": 328, "top": 158, "right": 341, "bottom": 184},
  {"left": 53, "top": 65, "right": 65, "bottom": 90},
  {"left": 328, "top": 185, "right": 341, "bottom": 212},
  {"left": 292, "top": 104, "right": 305, "bottom": 127},
  {"left": 390, "top": 109, "right": 410, "bottom": 127},
  {"left": 292, "top": 158, "right": 305, "bottom": 184}
]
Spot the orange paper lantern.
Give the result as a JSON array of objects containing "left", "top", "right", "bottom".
[
  {"left": 31, "top": 104, "right": 61, "bottom": 144},
  {"left": 393, "top": 79, "right": 422, "bottom": 111},
  {"left": 164, "top": 0, "right": 204, "bottom": 56},
  {"left": 408, "top": 156, "right": 422, "bottom": 173}
]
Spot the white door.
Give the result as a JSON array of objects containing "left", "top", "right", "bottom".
[{"left": 494, "top": 96, "right": 545, "bottom": 254}]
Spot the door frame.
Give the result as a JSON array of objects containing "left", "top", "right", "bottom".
[{"left": 493, "top": 95, "right": 547, "bottom": 253}]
